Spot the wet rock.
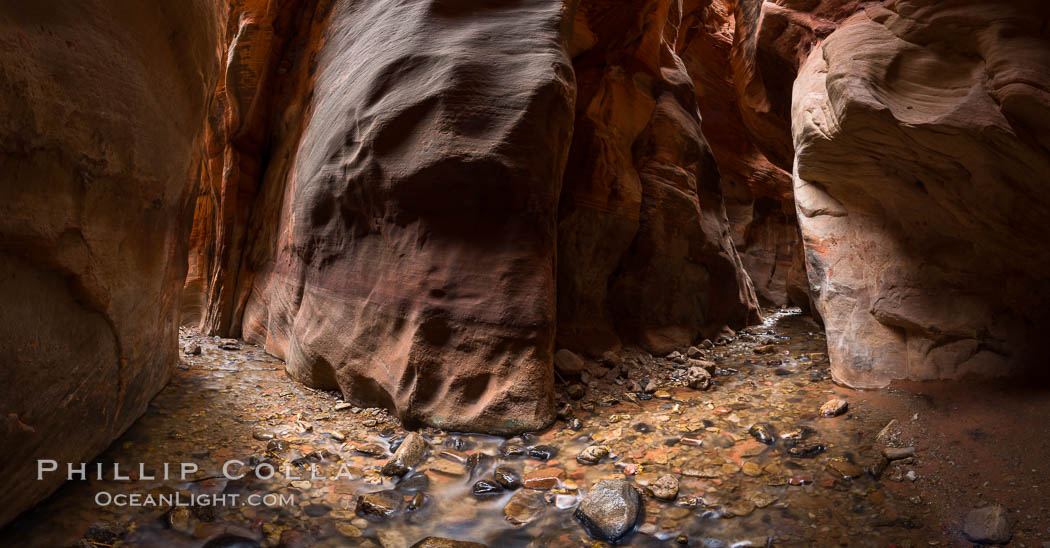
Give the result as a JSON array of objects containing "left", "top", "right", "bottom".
[
  {"left": 186, "top": 342, "right": 202, "bottom": 356},
  {"left": 726, "top": 500, "right": 756, "bottom": 518},
  {"left": 555, "top": 349, "right": 586, "bottom": 375},
  {"left": 648, "top": 475, "right": 679, "bottom": 501},
  {"left": 493, "top": 467, "right": 522, "bottom": 490},
  {"left": 753, "top": 345, "right": 776, "bottom": 354},
  {"left": 742, "top": 462, "right": 763, "bottom": 476},
  {"left": 568, "top": 418, "right": 583, "bottom": 430},
  {"left": 882, "top": 446, "right": 915, "bottom": 460},
  {"left": 407, "top": 492, "right": 426, "bottom": 512},
  {"left": 472, "top": 479, "right": 504, "bottom": 497},
  {"left": 203, "top": 535, "right": 261, "bottom": 548},
  {"left": 504, "top": 489, "right": 547, "bottom": 526},
  {"left": 787, "top": 443, "right": 827, "bottom": 458},
  {"left": 653, "top": 390, "right": 672, "bottom": 400},
  {"left": 685, "top": 367, "right": 712, "bottom": 390},
  {"left": 218, "top": 339, "right": 241, "bottom": 351},
  {"left": 680, "top": 435, "right": 703, "bottom": 447},
  {"left": 819, "top": 399, "right": 848, "bottom": 417},
  {"left": 354, "top": 443, "right": 387, "bottom": 457},
  {"left": 382, "top": 432, "right": 427, "bottom": 476},
  {"left": 751, "top": 492, "right": 777, "bottom": 508},
  {"left": 410, "top": 538, "right": 487, "bottom": 548},
  {"left": 779, "top": 425, "right": 816, "bottom": 446},
  {"left": 252, "top": 430, "right": 275, "bottom": 442},
  {"left": 428, "top": 459, "right": 467, "bottom": 477},
  {"left": 465, "top": 452, "right": 494, "bottom": 478},
  {"left": 303, "top": 504, "right": 330, "bottom": 517},
  {"left": 788, "top": 474, "right": 813, "bottom": 486},
  {"left": 826, "top": 459, "right": 864, "bottom": 479},
  {"left": 686, "top": 346, "right": 703, "bottom": 359},
  {"left": 748, "top": 424, "right": 775, "bottom": 445},
  {"left": 356, "top": 490, "right": 403, "bottom": 520},
  {"left": 963, "top": 506, "right": 1011, "bottom": 544},
  {"left": 523, "top": 467, "right": 565, "bottom": 490},
  {"left": 278, "top": 529, "right": 315, "bottom": 547},
  {"left": 166, "top": 506, "right": 190, "bottom": 530},
  {"left": 574, "top": 479, "right": 641, "bottom": 543},
  {"left": 85, "top": 522, "right": 125, "bottom": 544},
  {"left": 396, "top": 472, "right": 430, "bottom": 493},
  {"left": 439, "top": 449, "right": 468, "bottom": 464},
  {"left": 528, "top": 445, "right": 557, "bottom": 461},
  {"left": 334, "top": 402, "right": 353, "bottom": 411},
  {"left": 577, "top": 445, "right": 610, "bottom": 465},
  {"left": 566, "top": 384, "right": 586, "bottom": 400},
  {"left": 499, "top": 438, "right": 527, "bottom": 458},
  {"left": 378, "top": 530, "right": 408, "bottom": 548},
  {"left": 336, "top": 524, "right": 362, "bottom": 538}
]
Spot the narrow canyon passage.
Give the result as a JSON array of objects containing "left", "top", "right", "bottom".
[
  {"left": 2, "top": 0, "right": 1050, "bottom": 546},
  {"left": 6, "top": 310, "right": 1048, "bottom": 547}
]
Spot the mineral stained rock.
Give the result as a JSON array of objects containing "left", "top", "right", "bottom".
[
  {"left": 792, "top": 0, "right": 1050, "bottom": 387},
  {"left": 0, "top": 0, "right": 220, "bottom": 527}
]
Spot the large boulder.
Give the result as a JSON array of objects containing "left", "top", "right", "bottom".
[
  {"left": 0, "top": 0, "right": 220, "bottom": 526},
  {"left": 574, "top": 479, "right": 642, "bottom": 542},
  {"left": 792, "top": 0, "right": 1050, "bottom": 386}
]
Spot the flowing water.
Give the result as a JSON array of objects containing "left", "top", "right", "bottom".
[{"left": 1, "top": 310, "right": 957, "bottom": 547}]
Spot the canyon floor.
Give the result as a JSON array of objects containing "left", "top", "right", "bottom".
[{"left": 2, "top": 310, "right": 1048, "bottom": 547}]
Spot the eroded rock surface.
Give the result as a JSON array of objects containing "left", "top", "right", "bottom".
[
  {"left": 558, "top": 0, "right": 760, "bottom": 355},
  {"left": 0, "top": 0, "right": 220, "bottom": 526},
  {"left": 680, "top": 0, "right": 806, "bottom": 307},
  {"left": 233, "top": 0, "right": 577, "bottom": 434},
  {"left": 186, "top": 0, "right": 770, "bottom": 434},
  {"left": 792, "top": 0, "right": 1050, "bottom": 386}
]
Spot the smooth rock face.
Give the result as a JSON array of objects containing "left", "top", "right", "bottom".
[
  {"left": 0, "top": 0, "right": 219, "bottom": 528},
  {"left": 574, "top": 479, "right": 642, "bottom": 542},
  {"left": 236, "top": 0, "right": 577, "bottom": 434},
  {"left": 792, "top": 0, "right": 1050, "bottom": 387}
]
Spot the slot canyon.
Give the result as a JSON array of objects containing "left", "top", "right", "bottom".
[{"left": 1, "top": 0, "right": 1049, "bottom": 546}]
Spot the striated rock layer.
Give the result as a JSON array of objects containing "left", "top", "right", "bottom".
[
  {"left": 792, "top": 0, "right": 1050, "bottom": 386},
  {"left": 0, "top": 1, "right": 220, "bottom": 526},
  {"left": 679, "top": 0, "right": 806, "bottom": 307},
  {"left": 557, "top": 0, "right": 760, "bottom": 355}
]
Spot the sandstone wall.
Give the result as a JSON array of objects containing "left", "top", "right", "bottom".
[
  {"left": 232, "top": 0, "right": 577, "bottom": 434},
  {"left": 187, "top": 0, "right": 768, "bottom": 433},
  {"left": 0, "top": 1, "right": 220, "bottom": 526},
  {"left": 679, "top": 0, "right": 806, "bottom": 307},
  {"left": 792, "top": 0, "right": 1050, "bottom": 386},
  {"left": 557, "top": 0, "right": 760, "bottom": 355}
]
